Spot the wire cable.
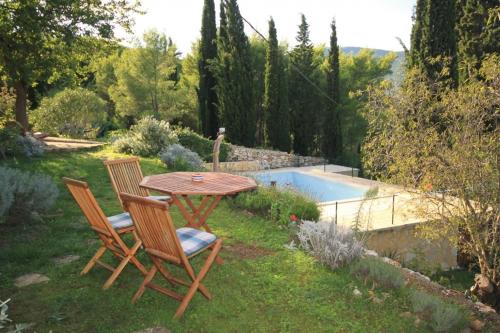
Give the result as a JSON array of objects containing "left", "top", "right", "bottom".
[{"left": 241, "top": 15, "right": 340, "bottom": 107}]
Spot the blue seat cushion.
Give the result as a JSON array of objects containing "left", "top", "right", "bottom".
[
  {"left": 147, "top": 195, "right": 171, "bottom": 201},
  {"left": 176, "top": 227, "right": 217, "bottom": 256},
  {"left": 108, "top": 212, "right": 133, "bottom": 229}
]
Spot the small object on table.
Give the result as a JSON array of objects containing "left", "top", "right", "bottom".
[{"left": 191, "top": 173, "right": 204, "bottom": 182}]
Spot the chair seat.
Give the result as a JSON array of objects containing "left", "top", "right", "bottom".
[
  {"left": 108, "top": 212, "right": 133, "bottom": 229},
  {"left": 176, "top": 228, "right": 217, "bottom": 256},
  {"left": 147, "top": 195, "right": 171, "bottom": 202}
]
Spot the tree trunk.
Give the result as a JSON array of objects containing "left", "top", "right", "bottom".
[
  {"left": 14, "top": 80, "right": 29, "bottom": 131},
  {"left": 471, "top": 274, "right": 500, "bottom": 311}
]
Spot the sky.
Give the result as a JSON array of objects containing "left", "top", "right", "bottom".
[{"left": 121, "top": 0, "right": 416, "bottom": 56}]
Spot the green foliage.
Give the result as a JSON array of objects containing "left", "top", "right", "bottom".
[
  {"left": 410, "top": 290, "right": 467, "bottom": 332},
  {"left": 338, "top": 49, "right": 395, "bottom": 166},
  {"left": 0, "top": 166, "right": 58, "bottom": 224},
  {"left": 323, "top": 19, "right": 342, "bottom": 161},
  {"left": 230, "top": 186, "right": 319, "bottom": 226},
  {"left": 160, "top": 144, "right": 204, "bottom": 171},
  {"left": 289, "top": 15, "right": 318, "bottom": 155},
  {"left": 212, "top": 0, "right": 256, "bottom": 147},
  {"left": 264, "top": 19, "right": 290, "bottom": 151},
  {"left": 350, "top": 257, "right": 405, "bottom": 289},
  {"left": 30, "top": 88, "right": 106, "bottom": 138},
  {"left": 362, "top": 57, "right": 499, "bottom": 288},
  {"left": 198, "top": 0, "right": 219, "bottom": 138},
  {"left": 113, "top": 116, "right": 178, "bottom": 157},
  {"left": 0, "top": 0, "right": 140, "bottom": 128},
  {"left": 104, "top": 30, "right": 197, "bottom": 128},
  {"left": 409, "top": 0, "right": 458, "bottom": 87},
  {"left": 456, "top": 0, "right": 499, "bottom": 82},
  {"left": 175, "top": 127, "right": 229, "bottom": 162}
]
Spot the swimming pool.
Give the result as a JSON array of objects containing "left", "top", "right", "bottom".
[{"left": 251, "top": 171, "right": 366, "bottom": 202}]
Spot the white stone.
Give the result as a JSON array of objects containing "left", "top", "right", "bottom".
[
  {"left": 15, "top": 273, "right": 50, "bottom": 288},
  {"left": 353, "top": 288, "right": 362, "bottom": 298},
  {"left": 53, "top": 255, "right": 80, "bottom": 266},
  {"left": 133, "top": 327, "right": 171, "bottom": 333}
]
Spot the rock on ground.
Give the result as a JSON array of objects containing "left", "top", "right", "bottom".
[
  {"left": 133, "top": 328, "right": 171, "bottom": 333},
  {"left": 53, "top": 255, "right": 80, "bottom": 266},
  {"left": 15, "top": 273, "right": 50, "bottom": 288}
]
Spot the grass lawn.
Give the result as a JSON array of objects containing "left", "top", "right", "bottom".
[{"left": 1, "top": 148, "right": 437, "bottom": 332}]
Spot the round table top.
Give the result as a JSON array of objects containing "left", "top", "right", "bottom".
[{"left": 140, "top": 172, "right": 257, "bottom": 196}]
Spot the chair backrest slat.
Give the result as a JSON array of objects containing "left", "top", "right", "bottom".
[
  {"left": 104, "top": 158, "right": 150, "bottom": 207},
  {"left": 63, "top": 177, "right": 124, "bottom": 248},
  {"left": 121, "top": 193, "right": 183, "bottom": 262}
]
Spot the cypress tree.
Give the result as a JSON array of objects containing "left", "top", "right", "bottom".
[
  {"left": 456, "top": 0, "right": 499, "bottom": 82},
  {"left": 409, "top": 0, "right": 458, "bottom": 87},
  {"left": 289, "top": 14, "right": 316, "bottom": 155},
  {"left": 277, "top": 52, "right": 291, "bottom": 152},
  {"left": 214, "top": 0, "right": 255, "bottom": 146},
  {"left": 323, "top": 19, "right": 342, "bottom": 161},
  {"left": 198, "top": 0, "right": 218, "bottom": 138},
  {"left": 264, "top": 18, "right": 289, "bottom": 151}
]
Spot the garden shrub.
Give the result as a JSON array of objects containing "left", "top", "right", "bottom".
[
  {"left": 0, "top": 166, "right": 59, "bottom": 224},
  {"left": 230, "top": 186, "right": 319, "bottom": 226},
  {"left": 30, "top": 88, "right": 106, "bottom": 139},
  {"left": 297, "top": 221, "right": 364, "bottom": 269},
  {"left": 350, "top": 256, "right": 405, "bottom": 289},
  {"left": 113, "top": 116, "right": 178, "bottom": 157},
  {"left": 175, "top": 127, "right": 229, "bottom": 162},
  {"left": 16, "top": 135, "right": 44, "bottom": 157},
  {"left": 410, "top": 290, "right": 467, "bottom": 332},
  {"left": 160, "top": 144, "right": 203, "bottom": 171}
]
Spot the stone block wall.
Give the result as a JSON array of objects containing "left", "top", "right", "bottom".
[
  {"left": 227, "top": 144, "right": 326, "bottom": 169},
  {"left": 364, "top": 222, "right": 457, "bottom": 270}
]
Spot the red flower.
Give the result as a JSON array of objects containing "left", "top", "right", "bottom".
[
  {"left": 424, "top": 183, "right": 433, "bottom": 191},
  {"left": 290, "top": 214, "right": 298, "bottom": 222}
]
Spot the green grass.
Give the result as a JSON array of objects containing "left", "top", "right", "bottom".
[{"left": 0, "top": 148, "right": 435, "bottom": 332}]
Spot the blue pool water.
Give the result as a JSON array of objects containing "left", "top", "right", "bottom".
[{"left": 252, "top": 171, "right": 366, "bottom": 202}]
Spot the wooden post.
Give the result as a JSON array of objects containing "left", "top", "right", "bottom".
[{"left": 212, "top": 132, "right": 224, "bottom": 172}]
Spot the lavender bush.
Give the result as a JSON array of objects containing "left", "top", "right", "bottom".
[{"left": 297, "top": 221, "right": 365, "bottom": 269}]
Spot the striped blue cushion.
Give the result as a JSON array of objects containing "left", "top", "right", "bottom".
[
  {"left": 176, "top": 227, "right": 217, "bottom": 256},
  {"left": 147, "top": 195, "right": 170, "bottom": 201},
  {"left": 108, "top": 212, "right": 133, "bottom": 229}
]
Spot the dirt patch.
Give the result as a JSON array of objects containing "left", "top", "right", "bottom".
[{"left": 223, "top": 243, "right": 275, "bottom": 260}]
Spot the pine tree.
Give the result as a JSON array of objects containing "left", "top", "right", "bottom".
[
  {"left": 456, "top": 0, "right": 499, "bottom": 82},
  {"left": 409, "top": 0, "right": 458, "bottom": 87},
  {"left": 198, "top": 0, "right": 218, "bottom": 138},
  {"left": 213, "top": 0, "right": 256, "bottom": 146},
  {"left": 323, "top": 19, "right": 342, "bottom": 161},
  {"left": 264, "top": 18, "right": 289, "bottom": 151},
  {"left": 289, "top": 14, "right": 317, "bottom": 155}
]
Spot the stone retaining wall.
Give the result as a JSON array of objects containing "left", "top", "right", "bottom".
[
  {"left": 227, "top": 144, "right": 326, "bottom": 169},
  {"left": 364, "top": 222, "right": 457, "bottom": 270}
]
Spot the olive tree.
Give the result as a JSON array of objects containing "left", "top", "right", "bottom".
[{"left": 362, "top": 56, "right": 499, "bottom": 309}]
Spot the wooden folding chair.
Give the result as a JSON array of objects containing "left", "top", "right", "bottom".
[
  {"left": 103, "top": 157, "right": 170, "bottom": 208},
  {"left": 120, "top": 193, "right": 222, "bottom": 318},
  {"left": 63, "top": 177, "right": 148, "bottom": 289}
]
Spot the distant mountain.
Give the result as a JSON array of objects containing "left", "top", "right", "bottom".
[{"left": 341, "top": 47, "right": 405, "bottom": 85}]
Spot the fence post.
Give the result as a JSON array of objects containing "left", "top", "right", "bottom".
[
  {"left": 335, "top": 201, "right": 338, "bottom": 225},
  {"left": 391, "top": 194, "right": 396, "bottom": 225}
]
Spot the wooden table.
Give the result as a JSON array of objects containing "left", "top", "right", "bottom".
[{"left": 140, "top": 172, "right": 257, "bottom": 233}]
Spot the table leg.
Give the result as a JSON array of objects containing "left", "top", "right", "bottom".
[{"left": 170, "top": 195, "right": 224, "bottom": 264}]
